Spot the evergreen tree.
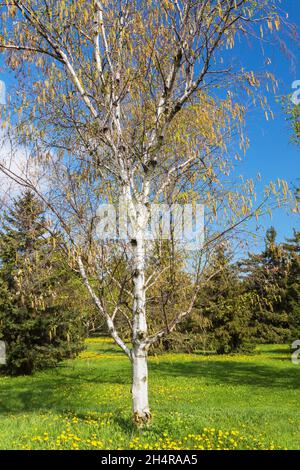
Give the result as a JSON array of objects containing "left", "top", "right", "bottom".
[
  {"left": 197, "top": 244, "right": 254, "bottom": 354},
  {"left": 283, "top": 230, "right": 300, "bottom": 341},
  {"left": 0, "top": 191, "right": 84, "bottom": 375},
  {"left": 240, "top": 228, "right": 290, "bottom": 344}
]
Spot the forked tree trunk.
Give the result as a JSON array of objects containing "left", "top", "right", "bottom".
[{"left": 131, "top": 229, "right": 151, "bottom": 427}]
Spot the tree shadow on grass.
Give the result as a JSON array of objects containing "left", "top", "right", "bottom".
[
  {"left": 0, "top": 356, "right": 299, "bottom": 418},
  {"left": 254, "top": 346, "right": 292, "bottom": 360},
  {"left": 0, "top": 362, "right": 131, "bottom": 415},
  {"left": 261, "top": 348, "right": 290, "bottom": 355},
  {"left": 88, "top": 347, "right": 126, "bottom": 356},
  {"left": 0, "top": 368, "right": 147, "bottom": 436},
  {"left": 150, "top": 359, "right": 300, "bottom": 390}
]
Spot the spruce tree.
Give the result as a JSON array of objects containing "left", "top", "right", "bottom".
[
  {"left": 283, "top": 230, "right": 300, "bottom": 341},
  {"left": 197, "top": 244, "right": 254, "bottom": 354},
  {"left": 240, "top": 228, "right": 290, "bottom": 344},
  {"left": 0, "top": 191, "right": 84, "bottom": 375}
]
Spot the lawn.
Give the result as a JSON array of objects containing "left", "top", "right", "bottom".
[{"left": 0, "top": 338, "right": 299, "bottom": 450}]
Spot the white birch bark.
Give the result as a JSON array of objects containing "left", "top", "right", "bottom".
[
  {"left": 131, "top": 346, "right": 150, "bottom": 426},
  {"left": 131, "top": 214, "right": 151, "bottom": 425}
]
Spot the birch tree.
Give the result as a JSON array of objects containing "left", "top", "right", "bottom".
[{"left": 0, "top": 0, "right": 290, "bottom": 426}]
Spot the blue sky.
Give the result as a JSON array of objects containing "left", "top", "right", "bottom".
[
  {"left": 233, "top": 0, "right": 300, "bottom": 247},
  {"left": 0, "top": 0, "right": 299, "bottom": 252}
]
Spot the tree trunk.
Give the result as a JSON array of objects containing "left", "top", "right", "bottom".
[
  {"left": 131, "top": 346, "right": 151, "bottom": 427},
  {"left": 131, "top": 230, "right": 151, "bottom": 426}
]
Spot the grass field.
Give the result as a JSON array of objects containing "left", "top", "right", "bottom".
[{"left": 0, "top": 338, "right": 299, "bottom": 450}]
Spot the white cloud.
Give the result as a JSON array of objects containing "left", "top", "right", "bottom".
[
  {"left": 0, "top": 129, "right": 47, "bottom": 209},
  {"left": 0, "top": 80, "right": 6, "bottom": 106}
]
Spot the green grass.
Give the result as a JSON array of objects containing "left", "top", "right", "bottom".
[{"left": 0, "top": 338, "right": 299, "bottom": 450}]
